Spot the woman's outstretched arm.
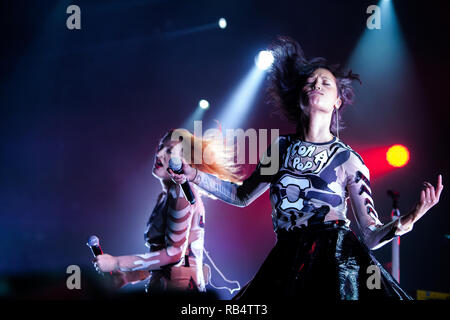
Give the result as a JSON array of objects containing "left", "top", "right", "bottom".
[
  {"left": 169, "top": 137, "right": 284, "bottom": 207},
  {"left": 94, "top": 184, "right": 194, "bottom": 272},
  {"left": 190, "top": 163, "right": 271, "bottom": 207}
]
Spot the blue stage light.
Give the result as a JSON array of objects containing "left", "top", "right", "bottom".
[
  {"left": 255, "top": 50, "right": 274, "bottom": 70},
  {"left": 218, "top": 18, "right": 227, "bottom": 29},
  {"left": 199, "top": 99, "right": 210, "bottom": 109}
]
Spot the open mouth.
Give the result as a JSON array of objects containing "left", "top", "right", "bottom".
[{"left": 154, "top": 159, "right": 163, "bottom": 169}]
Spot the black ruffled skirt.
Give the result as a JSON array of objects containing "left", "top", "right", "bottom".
[{"left": 233, "top": 221, "right": 412, "bottom": 300}]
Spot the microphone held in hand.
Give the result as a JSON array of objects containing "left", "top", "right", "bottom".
[
  {"left": 169, "top": 157, "right": 196, "bottom": 205},
  {"left": 87, "top": 235, "right": 113, "bottom": 278},
  {"left": 87, "top": 235, "right": 103, "bottom": 257}
]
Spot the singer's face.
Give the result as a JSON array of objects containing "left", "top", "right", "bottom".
[
  {"left": 301, "top": 68, "right": 341, "bottom": 114},
  {"left": 152, "top": 140, "right": 182, "bottom": 180}
]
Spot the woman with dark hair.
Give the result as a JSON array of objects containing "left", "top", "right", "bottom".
[
  {"left": 168, "top": 36, "right": 443, "bottom": 299},
  {"left": 93, "top": 129, "right": 242, "bottom": 293}
]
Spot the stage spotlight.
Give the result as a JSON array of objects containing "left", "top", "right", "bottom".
[
  {"left": 255, "top": 50, "right": 274, "bottom": 70},
  {"left": 218, "top": 18, "right": 227, "bottom": 29},
  {"left": 199, "top": 99, "right": 210, "bottom": 109},
  {"left": 386, "top": 144, "right": 410, "bottom": 168},
  {"left": 345, "top": 0, "right": 422, "bottom": 140},
  {"left": 216, "top": 66, "right": 266, "bottom": 131}
]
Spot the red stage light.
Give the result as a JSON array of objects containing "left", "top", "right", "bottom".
[
  {"left": 358, "top": 144, "right": 410, "bottom": 179},
  {"left": 386, "top": 145, "right": 410, "bottom": 168}
]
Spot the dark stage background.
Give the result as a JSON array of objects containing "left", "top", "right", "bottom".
[{"left": 1, "top": 0, "right": 449, "bottom": 299}]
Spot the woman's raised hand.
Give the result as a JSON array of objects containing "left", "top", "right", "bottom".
[{"left": 412, "top": 174, "right": 444, "bottom": 222}]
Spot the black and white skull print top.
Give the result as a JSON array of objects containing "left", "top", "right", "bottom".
[{"left": 194, "top": 134, "right": 412, "bottom": 250}]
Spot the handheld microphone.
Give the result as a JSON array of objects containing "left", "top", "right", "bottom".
[
  {"left": 87, "top": 235, "right": 113, "bottom": 278},
  {"left": 169, "top": 157, "right": 196, "bottom": 205},
  {"left": 87, "top": 235, "right": 103, "bottom": 257}
]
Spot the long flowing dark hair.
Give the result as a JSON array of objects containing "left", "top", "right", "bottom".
[{"left": 266, "top": 36, "right": 361, "bottom": 138}]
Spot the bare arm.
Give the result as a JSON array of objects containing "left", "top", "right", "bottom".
[{"left": 95, "top": 184, "right": 194, "bottom": 272}]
